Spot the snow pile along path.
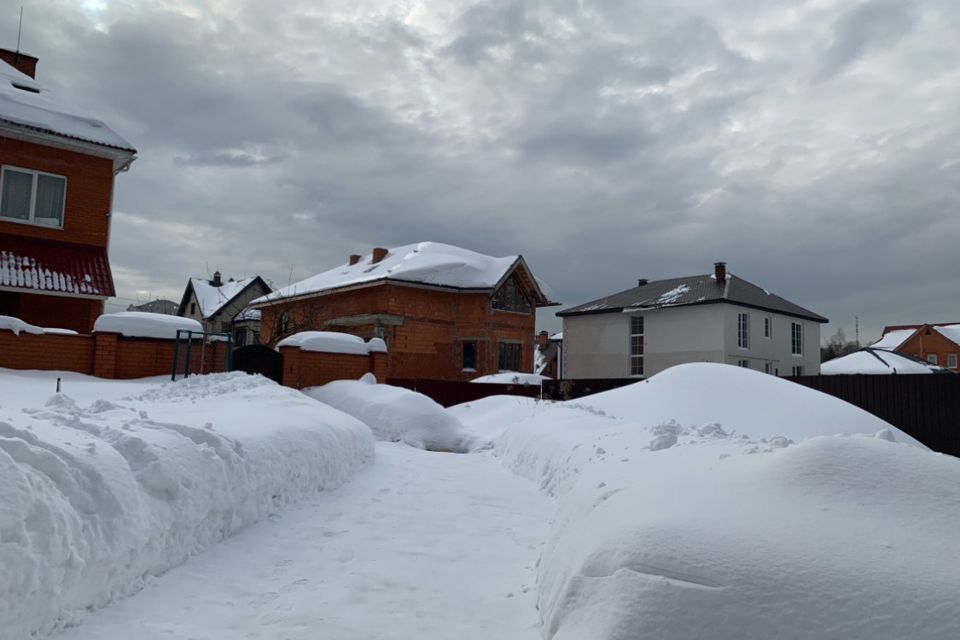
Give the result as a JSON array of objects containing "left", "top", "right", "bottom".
[
  {"left": 0, "top": 372, "right": 374, "bottom": 638},
  {"left": 455, "top": 364, "right": 960, "bottom": 639}
]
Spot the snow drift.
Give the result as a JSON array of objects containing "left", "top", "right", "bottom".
[
  {"left": 305, "top": 375, "right": 478, "bottom": 452},
  {"left": 457, "top": 363, "right": 960, "bottom": 639},
  {"left": 0, "top": 372, "right": 374, "bottom": 638}
]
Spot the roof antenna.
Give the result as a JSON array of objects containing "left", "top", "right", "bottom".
[{"left": 16, "top": 7, "right": 24, "bottom": 54}]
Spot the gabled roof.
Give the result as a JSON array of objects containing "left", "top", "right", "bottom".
[
  {"left": 0, "top": 58, "right": 135, "bottom": 156},
  {"left": 872, "top": 324, "right": 960, "bottom": 350},
  {"left": 251, "top": 241, "right": 556, "bottom": 306},
  {"left": 558, "top": 272, "right": 827, "bottom": 322},
  {"left": 0, "top": 233, "right": 114, "bottom": 298},
  {"left": 821, "top": 348, "right": 951, "bottom": 375},
  {"left": 180, "top": 276, "right": 270, "bottom": 319},
  {"left": 870, "top": 328, "right": 919, "bottom": 350},
  {"left": 933, "top": 324, "right": 960, "bottom": 347}
]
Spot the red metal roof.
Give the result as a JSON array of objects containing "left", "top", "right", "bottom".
[{"left": 0, "top": 233, "right": 115, "bottom": 298}]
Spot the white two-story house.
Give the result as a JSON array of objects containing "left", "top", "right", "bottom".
[{"left": 558, "top": 262, "right": 827, "bottom": 379}]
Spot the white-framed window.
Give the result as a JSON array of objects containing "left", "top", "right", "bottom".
[
  {"left": 737, "top": 312, "right": 750, "bottom": 349},
  {"left": 791, "top": 322, "right": 803, "bottom": 355},
  {"left": 630, "top": 314, "right": 644, "bottom": 376},
  {"left": 737, "top": 359, "right": 749, "bottom": 368},
  {"left": 764, "top": 362, "right": 772, "bottom": 374},
  {"left": 948, "top": 354, "right": 957, "bottom": 369},
  {"left": 0, "top": 166, "right": 67, "bottom": 228},
  {"left": 764, "top": 317, "right": 771, "bottom": 339},
  {"left": 927, "top": 354, "right": 938, "bottom": 365},
  {"left": 792, "top": 365, "right": 804, "bottom": 376}
]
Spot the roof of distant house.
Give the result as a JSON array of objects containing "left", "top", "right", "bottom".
[
  {"left": 872, "top": 323, "right": 960, "bottom": 350},
  {"left": 251, "top": 241, "right": 556, "bottom": 306},
  {"left": 183, "top": 276, "right": 269, "bottom": 319},
  {"left": 127, "top": 299, "right": 179, "bottom": 315},
  {"left": 0, "top": 56, "right": 135, "bottom": 153},
  {"left": 821, "top": 348, "right": 951, "bottom": 375},
  {"left": 933, "top": 324, "right": 960, "bottom": 346},
  {"left": 871, "top": 328, "right": 918, "bottom": 350},
  {"left": 0, "top": 233, "right": 115, "bottom": 297},
  {"left": 559, "top": 270, "right": 826, "bottom": 322}
]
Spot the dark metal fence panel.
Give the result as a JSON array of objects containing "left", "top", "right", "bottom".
[
  {"left": 788, "top": 375, "right": 960, "bottom": 457},
  {"left": 541, "top": 378, "right": 637, "bottom": 401},
  {"left": 234, "top": 345, "right": 283, "bottom": 383},
  {"left": 386, "top": 378, "right": 543, "bottom": 407}
]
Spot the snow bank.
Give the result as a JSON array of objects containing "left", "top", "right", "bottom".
[
  {"left": 454, "top": 363, "right": 960, "bottom": 639},
  {"left": 304, "top": 375, "right": 477, "bottom": 452},
  {"left": 277, "top": 331, "right": 387, "bottom": 354},
  {"left": 0, "top": 371, "right": 374, "bottom": 638},
  {"left": 93, "top": 312, "right": 203, "bottom": 339},
  {"left": 472, "top": 372, "right": 548, "bottom": 385},
  {"left": 0, "top": 314, "right": 44, "bottom": 335}
]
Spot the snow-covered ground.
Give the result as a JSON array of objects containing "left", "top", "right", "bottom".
[{"left": 2, "top": 363, "right": 958, "bottom": 639}]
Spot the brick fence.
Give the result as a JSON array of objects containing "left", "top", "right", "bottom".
[
  {"left": 0, "top": 328, "right": 229, "bottom": 379},
  {"left": 279, "top": 347, "right": 387, "bottom": 389}
]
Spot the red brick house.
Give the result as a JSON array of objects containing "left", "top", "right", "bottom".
[
  {"left": 0, "top": 48, "right": 136, "bottom": 333},
  {"left": 873, "top": 323, "right": 960, "bottom": 371},
  {"left": 251, "top": 242, "right": 557, "bottom": 381}
]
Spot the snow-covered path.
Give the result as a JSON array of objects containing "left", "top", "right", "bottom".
[{"left": 56, "top": 442, "right": 552, "bottom": 640}]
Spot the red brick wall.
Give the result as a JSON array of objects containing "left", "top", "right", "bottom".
[
  {"left": 0, "top": 136, "right": 115, "bottom": 247},
  {"left": 0, "top": 330, "right": 94, "bottom": 373},
  {"left": 280, "top": 347, "right": 379, "bottom": 389},
  {"left": 260, "top": 283, "right": 536, "bottom": 381},
  {"left": 897, "top": 328, "right": 960, "bottom": 370},
  {"left": 15, "top": 293, "right": 103, "bottom": 334}
]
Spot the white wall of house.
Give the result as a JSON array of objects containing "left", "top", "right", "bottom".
[
  {"left": 562, "top": 303, "right": 823, "bottom": 378},
  {"left": 562, "top": 312, "right": 632, "bottom": 378},
  {"left": 644, "top": 304, "right": 726, "bottom": 376}
]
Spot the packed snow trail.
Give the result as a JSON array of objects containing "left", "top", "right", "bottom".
[{"left": 56, "top": 442, "right": 552, "bottom": 640}]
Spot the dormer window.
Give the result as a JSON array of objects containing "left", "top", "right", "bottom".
[
  {"left": 491, "top": 276, "right": 532, "bottom": 314},
  {"left": 1, "top": 166, "right": 66, "bottom": 228}
]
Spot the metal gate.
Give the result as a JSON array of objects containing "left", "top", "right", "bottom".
[{"left": 233, "top": 344, "right": 283, "bottom": 383}]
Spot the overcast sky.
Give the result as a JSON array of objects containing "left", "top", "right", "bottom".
[{"left": 9, "top": 0, "right": 959, "bottom": 342}]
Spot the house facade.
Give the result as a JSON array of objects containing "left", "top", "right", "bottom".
[
  {"left": 873, "top": 324, "right": 960, "bottom": 371},
  {"left": 250, "top": 242, "right": 556, "bottom": 381},
  {"left": 177, "top": 272, "right": 271, "bottom": 345},
  {"left": 559, "top": 262, "right": 826, "bottom": 379},
  {"left": 0, "top": 48, "right": 136, "bottom": 333}
]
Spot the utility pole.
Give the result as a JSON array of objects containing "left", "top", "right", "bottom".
[{"left": 855, "top": 316, "right": 860, "bottom": 348}]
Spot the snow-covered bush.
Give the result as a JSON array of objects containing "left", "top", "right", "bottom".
[
  {"left": 0, "top": 372, "right": 374, "bottom": 638},
  {"left": 304, "top": 375, "right": 477, "bottom": 452}
]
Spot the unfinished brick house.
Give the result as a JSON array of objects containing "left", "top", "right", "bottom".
[
  {"left": 251, "top": 242, "right": 557, "bottom": 381},
  {"left": 0, "top": 48, "right": 136, "bottom": 333}
]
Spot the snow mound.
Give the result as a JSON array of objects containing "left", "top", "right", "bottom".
[
  {"left": 451, "top": 362, "right": 959, "bottom": 638},
  {"left": 304, "top": 376, "right": 477, "bottom": 452},
  {"left": 277, "top": 331, "right": 387, "bottom": 354},
  {"left": 575, "top": 362, "right": 923, "bottom": 445},
  {"left": 93, "top": 312, "right": 203, "bottom": 339},
  {"left": 471, "top": 372, "right": 548, "bottom": 385},
  {"left": 0, "top": 314, "right": 44, "bottom": 335},
  {"left": 0, "top": 372, "right": 374, "bottom": 638}
]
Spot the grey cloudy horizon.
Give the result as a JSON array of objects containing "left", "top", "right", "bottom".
[{"left": 9, "top": 0, "right": 959, "bottom": 343}]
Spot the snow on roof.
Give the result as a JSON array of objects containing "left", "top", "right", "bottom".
[
  {"left": 190, "top": 277, "right": 260, "bottom": 319},
  {"left": 0, "top": 59, "right": 135, "bottom": 152},
  {"left": 821, "top": 349, "right": 948, "bottom": 375},
  {"left": 276, "top": 331, "right": 388, "bottom": 354},
  {"left": 934, "top": 324, "right": 960, "bottom": 346},
  {"left": 253, "top": 242, "right": 550, "bottom": 304},
  {"left": 870, "top": 328, "right": 917, "bottom": 350},
  {"left": 0, "top": 235, "right": 115, "bottom": 297},
  {"left": 93, "top": 312, "right": 202, "bottom": 339},
  {"left": 233, "top": 307, "right": 262, "bottom": 322}
]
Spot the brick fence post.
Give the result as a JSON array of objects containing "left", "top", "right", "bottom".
[
  {"left": 93, "top": 332, "right": 119, "bottom": 379},
  {"left": 371, "top": 351, "right": 389, "bottom": 382},
  {"left": 279, "top": 346, "right": 301, "bottom": 389}
]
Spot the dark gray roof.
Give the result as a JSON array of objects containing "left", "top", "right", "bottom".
[{"left": 558, "top": 274, "right": 828, "bottom": 323}]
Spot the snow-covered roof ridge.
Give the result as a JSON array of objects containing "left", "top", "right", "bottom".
[
  {"left": 252, "top": 241, "right": 554, "bottom": 305},
  {"left": 821, "top": 348, "right": 950, "bottom": 375},
  {"left": 188, "top": 276, "right": 264, "bottom": 319},
  {"left": 0, "top": 58, "right": 135, "bottom": 153}
]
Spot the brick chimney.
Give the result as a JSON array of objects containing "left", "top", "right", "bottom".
[
  {"left": 637, "top": 278, "right": 649, "bottom": 287},
  {"left": 211, "top": 271, "right": 222, "bottom": 287},
  {"left": 349, "top": 254, "right": 362, "bottom": 266},
  {"left": 0, "top": 48, "right": 39, "bottom": 79},
  {"left": 714, "top": 261, "right": 726, "bottom": 283},
  {"left": 537, "top": 330, "right": 549, "bottom": 349},
  {"left": 371, "top": 247, "right": 388, "bottom": 264}
]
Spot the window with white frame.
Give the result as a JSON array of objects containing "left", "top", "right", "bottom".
[
  {"left": 630, "top": 314, "right": 644, "bottom": 376},
  {"left": 791, "top": 322, "right": 803, "bottom": 355},
  {"left": 1, "top": 166, "right": 67, "bottom": 228},
  {"left": 737, "top": 312, "right": 750, "bottom": 349},
  {"left": 792, "top": 365, "right": 804, "bottom": 376},
  {"left": 737, "top": 359, "right": 749, "bottom": 368},
  {"left": 764, "top": 317, "right": 771, "bottom": 339},
  {"left": 948, "top": 354, "right": 957, "bottom": 369},
  {"left": 927, "top": 354, "right": 938, "bottom": 365}
]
